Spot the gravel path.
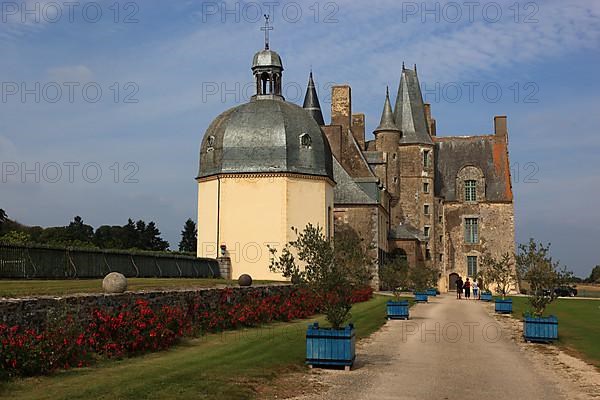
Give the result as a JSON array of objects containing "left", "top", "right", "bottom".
[{"left": 291, "top": 294, "right": 596, "bottom": 400}]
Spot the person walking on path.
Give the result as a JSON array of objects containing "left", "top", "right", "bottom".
[
  {"left": 456, "top": 276, "right": 464, "bottom": 299},
  {"left": 472, "top": 280, "right": 479, "bottom": 299},
  {"left": 464, "top": 278, "right": 471, "bottom": 299}
]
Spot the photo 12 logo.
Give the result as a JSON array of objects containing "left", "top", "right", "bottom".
[
  {"left": 1, "top": 1, "right": 139, "bottom": 24},
  {"left": 194, "top": 1, "right": 339, "bottom": 24},
  {"left": 1, "top": 82, "right": 140, "bottom": 104},
  {"left": 399, "top": 2, "right": 539, "bottom": 24},
  {"left": 421, "top": 81, "right": 540, "bottom": 104},
  {"left": 1, "top": 162, "right": 140, "bottom": 184}
]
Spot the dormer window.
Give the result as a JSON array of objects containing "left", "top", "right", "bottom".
[
  {"left": 300, "top": 133, "right": 312, "bottom": 149},
  {"left": 465, "top": 180, "right": 477, "bottom": 202},
  {"left": 206, "top": 135, "right": 215, "bottom": 152}
]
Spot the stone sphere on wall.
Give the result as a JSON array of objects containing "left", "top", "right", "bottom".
[
  {"left": 102, "top": 272, "right": 128, "bottom": 293},
  {"left": 238, "top": 274, "right": 253, "bottom": 287}
]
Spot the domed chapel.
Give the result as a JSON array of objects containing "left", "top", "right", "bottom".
[{"left": 196, "top": 20, "right": 335, "bottom": 280}]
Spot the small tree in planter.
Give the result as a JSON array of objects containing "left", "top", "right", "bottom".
[
  {"left": 483, "top": 253, "right": 516, "bottom": 312},
  {"left": 410, "top": 265, "right": 437, "bottom": 302},
  {"left": 380, "top": 256, "right": 410, "bottom": 319},
  {"left": 476, "top": 264, "right": 494, "bottom": 301},
  {"left": 515, "top": 239, "right": 572, "bottom": 342},
  {"left": 269, "top": 224, "right": 364, "bottom": 369}
]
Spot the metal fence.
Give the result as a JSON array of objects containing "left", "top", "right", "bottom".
[{"left": 0, "top": 243, "right": 220, "bottom": 279}]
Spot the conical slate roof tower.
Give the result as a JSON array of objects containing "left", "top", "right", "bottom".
[
  {"left": 302, "top": 71, "right": 325, "bottom": 126},
  {"left": 393, "top": 65, "right": 433, "bottom": 144}
]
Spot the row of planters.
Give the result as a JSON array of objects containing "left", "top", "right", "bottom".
[
  {"left": 0, "top": 282, "right": 374, "bottom": 379},
  {"left": 379, "top": 256, "right": 441, "bottom": 320},
  {"left": 477, "top": 241, "right": 571, "bottom": 343}
]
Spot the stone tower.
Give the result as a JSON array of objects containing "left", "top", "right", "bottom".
[
  {"left": 393, "top": 65, "right": 436, "bottom": 268},
  {"left": 373, "top": 87, "right": 401, "bottom": 217}
]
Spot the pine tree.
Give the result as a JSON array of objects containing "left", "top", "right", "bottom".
[
  {"left": 144, "top": 221, "right": 169, "bottom": 251},
  {"left": 178, "top": 218, "right": 197, "bottom": 253},
  {"left": 0, "top": 209, "right": 7, "bottom": 234}
]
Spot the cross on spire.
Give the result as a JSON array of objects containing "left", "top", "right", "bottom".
[{"left": 261, "top": 14, "right": 273, "bottom": 50}]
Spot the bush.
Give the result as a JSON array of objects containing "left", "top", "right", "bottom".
[
  {"left": 379, "top": 257, "right": 409, "bottom": 297},
  {"left": 1, "top": 285, "right": 371, "bottom": 379},
  {"left": 516, "top": 239, "right": 572, "bottom": 316},
  {"left": 269, "top": 224, "right": 371, "bottom": 329}
]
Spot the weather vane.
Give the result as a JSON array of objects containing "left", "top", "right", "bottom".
[{"left": 261, "top": 14, "right": 273, "bottom": 50}]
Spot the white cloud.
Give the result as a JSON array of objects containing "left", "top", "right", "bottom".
[{"left": 47, "top": 65, "right": 94, "bottom": 82}]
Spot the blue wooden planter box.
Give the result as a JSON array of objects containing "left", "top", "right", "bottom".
[
  {"left": 480, "top": 292, "right": 493, "bottom": 302},
  {"left": 523, "top": 315, "right": 558, "bottom": 343},
  {"left": 426, "top": 288, "right": 437, "bottom": 297},
  {"left": 386, "top": 300, "right": 409, "bottom": 320},
  {"left": 414, "top": 292, "right": 428, "bottom": 302},
  {"left": 306, "top": 322, "right": 355, "bottom": 369},
  {"left": 495, "top": 299, "right": 513, "bottom": 313}
]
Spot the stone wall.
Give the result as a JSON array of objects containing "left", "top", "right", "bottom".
[
  {"left": 442, "top": 201, "right": 516, "bottom": 291},
  {"left": 334, "top": 205, "right": 386, "bottom": 288},
  {"left": 0, "top": 284, "right": 293, "bottom": 330}
]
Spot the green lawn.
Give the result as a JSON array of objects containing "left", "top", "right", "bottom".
[
  {"left": 508, "top": 296, "right": 600, "bottom": 367},
  {"left": 0, "top": 295, "right": 391, "bottom": 400},
  {"left": 0, "top": 278, "right": 278, "bottom": 298}
]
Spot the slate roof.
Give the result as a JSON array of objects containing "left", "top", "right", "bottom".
[
  {"left": 333, "top": 157, "right": 378, "bottom": 204},
  {"left": 374, "top": 87, "right": 400, "bottom": 134},
  {"left": 363, "top": 151, "right": 385, "bottom": 164},
  {"left": 302, "top": 72, "right": 325, "bottom": 126},
  {"left": 389, "top": 224, "right": 426, "bottom": 241},
  {"left": 393, "top": 66, "right": 433, "bottom": 145},
  {"left": 198, "top": 97, "right": 333, "bottom": 181},
  {"left": 434, "top": 136, "right": 513, "bottom": 202}
]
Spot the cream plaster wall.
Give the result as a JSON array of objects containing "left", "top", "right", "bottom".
[{"left": 197, "top": 175, "right": 333, "bottom": 280}]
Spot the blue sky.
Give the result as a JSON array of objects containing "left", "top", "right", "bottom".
[{"left": 1, "top": 0, "right": 599, "bottom": 277}]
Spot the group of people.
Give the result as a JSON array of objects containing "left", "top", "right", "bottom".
[{"left": 455, "top": 276, "right": 479, "bottom": 300}]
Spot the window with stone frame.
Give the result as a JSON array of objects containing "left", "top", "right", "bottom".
[
  {"left": 424, "top": 204, "right": 430, "bottom": 215},
  {"left": 423, "top": 182, "right": 430, "bottom": 193},
  {"left": 467, "top": 256, "right": 478, "bottom": 277},
  {"left": 423, "top": 150, "right": 431, "bottom": 168},
  {"left": 456, "top": 166, "right": 485, "bottom": 203},
  {"left": 464, "top": 218, "right": 479, "bottom": 244},
  {"left": 465, "top": 180, "right": 477, "bottom": 202},
  {"left": 425, "top": 245, "right": 431, "bottom": 260},
  {"left": 424, "top": 226, "right": 430, "bottom": 237}
]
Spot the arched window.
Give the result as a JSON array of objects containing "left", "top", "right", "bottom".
[
  {"left": 299, "top": 133, "right": 312, "bottom": 149},
  {"left": 456, "top": 166, "right": 485, "bottom": 202}
]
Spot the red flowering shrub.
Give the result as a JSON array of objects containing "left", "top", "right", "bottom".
[
  {"left": 0, "top": 315, "right": 91, "bottom": 379},
  {"left": 351, "top": 287, "right": 374, "bottom": 303},
  {"left": 0, "top": 286, "right": 372, "bottom": 379}
]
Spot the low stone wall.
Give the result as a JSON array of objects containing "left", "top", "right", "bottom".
[{"left": 0, "top": 284, "right": 292, "bottom": 329}]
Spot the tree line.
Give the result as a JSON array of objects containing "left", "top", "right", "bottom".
[{"left": 0, "top": 209, "right": 198, "bottom": 253}]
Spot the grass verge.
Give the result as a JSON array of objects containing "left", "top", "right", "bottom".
[
  {"left": 507, "top": 296, "right": 600, "bottom": 367},
  {"left": 0, "top": 278, "right": 277, "bottom": 298},
  {"left": 1, "top": 295, "right": 390, "bottom": 399}
]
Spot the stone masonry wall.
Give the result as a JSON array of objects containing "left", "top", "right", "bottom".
[
  {"left": 0, "top": 284, "right": 293, "bottom": 330},
  {"left": 443, "top": 202, "right": 516, "bottom": 291}
]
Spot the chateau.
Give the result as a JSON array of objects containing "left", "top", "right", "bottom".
[{"left": 197, "top": 36, "right": 515, "bottom": 292}]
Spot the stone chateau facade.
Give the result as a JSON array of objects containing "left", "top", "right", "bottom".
[{"left": 306, "top": 66, "right": 515, "bottom": 292}]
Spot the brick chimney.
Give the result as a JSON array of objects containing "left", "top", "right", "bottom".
[
  {"left": 494, "top": 116, "right": 508, "bottom": 139},
  {"left": 351, "top": 113, "right": 365, "bottom": 150},
  {"left": 331, "top": 85, "right": 352, "bottom": 134},
  {"left": 424, "top": 104, "right": 436, "bottom": 136}
]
